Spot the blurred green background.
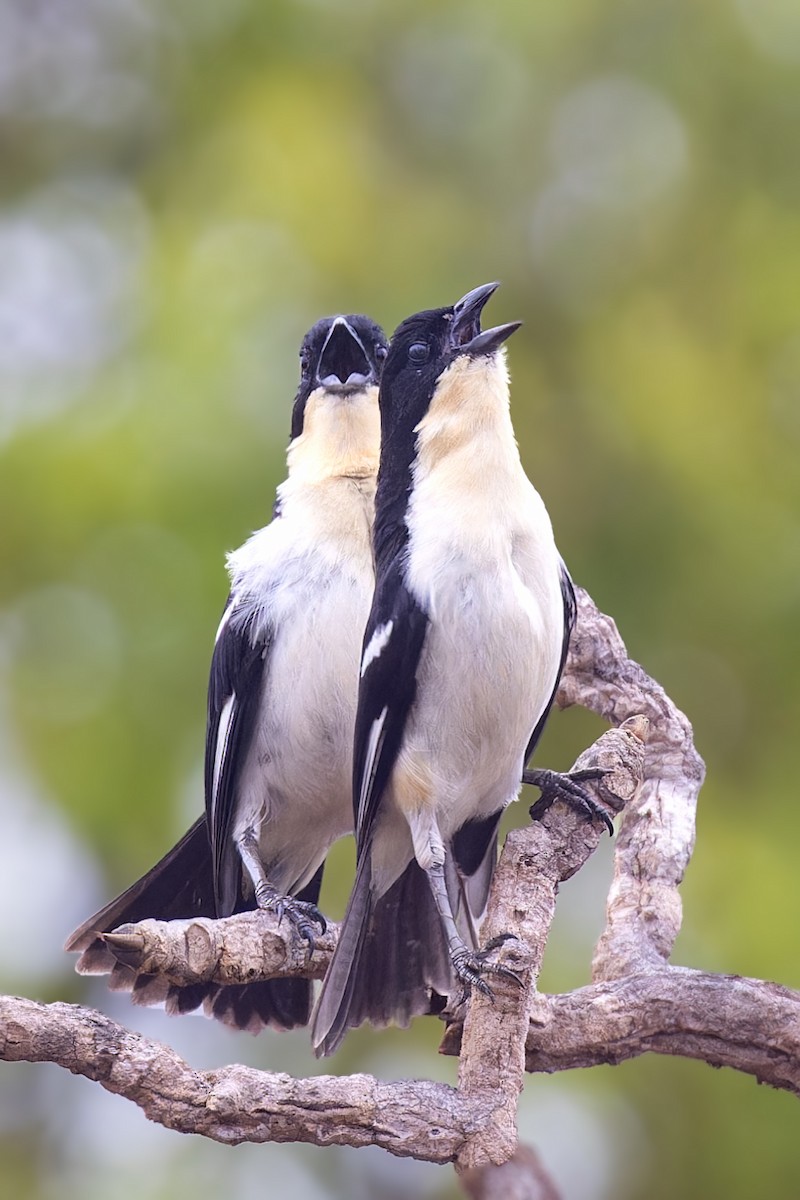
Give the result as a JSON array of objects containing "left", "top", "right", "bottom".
[{"left": 1, "top": 0, "right": 799, "bottom": 1196}]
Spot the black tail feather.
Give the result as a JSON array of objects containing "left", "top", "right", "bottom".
[
  {"left": 206, "top": 864, "right": 325, "bottom": 1033},
  {"left": 450, "top": 812, "right": 501, "bottom": 926},
  {"left": 312, "top": 857, "right": 452, "bottom": 1057},
  {"left": 65, "top": 817, "right": 215, "bottom": 968},
  {"left": 206, "top": 977, "right": 314, "bottom": 1033},
  {"left": 312, "top": 856, "right": 373, "bottom": 1056},
  {"left": 65, "top": 818, "right": 323, "bottom": 1033}
]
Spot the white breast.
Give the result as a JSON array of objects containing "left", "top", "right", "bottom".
[
  {"left": 225, "top": 474, "right": 376, "bottom": 893},
  {"left": 399, "top": 354, "right": 564, "bottom": 836}
]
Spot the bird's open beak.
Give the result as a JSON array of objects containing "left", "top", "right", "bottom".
[
  {"left": 450, "top": 282, "right": 521, "bottom": 356},
  {"left": 316, "top": 318, "right": 376, "bottom": 391}
]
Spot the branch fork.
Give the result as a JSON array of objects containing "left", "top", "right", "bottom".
[{"left": 5, "top": 589, "right": 795, "bottom": 1198}]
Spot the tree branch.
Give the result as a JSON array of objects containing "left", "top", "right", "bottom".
[
  {"left": 95, "top": 910, "right": 338, "bottom": 988},
  {"left": 2, "top": 586, "right": 792, "bottom": 1200},
  {"left": 526, "top": 968, "right": 800, "bottom": 1095},
  {"left": 557, "top": 588, "right": 705, "bottom": 979},
  {"left": 0, "top": 994, "right": 482, "bottom": 1159},
  {"left": 450, "top": 716, "right": 648, "bottom": 1172}
]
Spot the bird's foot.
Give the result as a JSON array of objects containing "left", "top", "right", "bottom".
[
  {"left": 255, "top": 888, "right": 327, "bottom": 956},
  {"left": 524, "top": 767, "right": 614, "bottom": 835},
  {"left": 451, "top": 933, "right": 523, "bottom": 1006}
]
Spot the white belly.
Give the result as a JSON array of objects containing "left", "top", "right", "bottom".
[
  {"left": 370, "top": 475, "right": 564, "bottom": 891},
  {"left": 405, "top": 561, "right": 561, "bottom": 825},
  {"left": 227, "top": 501, "right": 375, "bottom": 894}
]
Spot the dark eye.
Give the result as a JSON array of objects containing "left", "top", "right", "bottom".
[
  {"left": 409, "top": 342, "right": 429, "bottom": 364},
  {"left": 376, "top": 344, "right": 388, "bottom": 361}
]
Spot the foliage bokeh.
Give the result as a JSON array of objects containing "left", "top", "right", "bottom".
[{"left": 1, "top": 1, "right": 799, "bottom": 1196}]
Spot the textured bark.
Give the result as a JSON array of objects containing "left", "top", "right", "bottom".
[
  {"left": 525, "top": 969, "right": 800, "bottom": 1094},
  {"left": 98, "top": 911, "right": 338, "bottom": 985},
  {"left": 557, "top": 589, "right": 705, "bottom": 980},
  {"left": 0, "top": 994, "right": 481, "bottom": 1158},
  {"left": 451, "top": 716, "right": 648, "bottom": 1172},
  {"left": 2, "top": 587, "right": 793, "bottom": 1200}
]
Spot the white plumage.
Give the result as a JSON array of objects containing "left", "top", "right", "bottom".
[
  {"left": 370, "top": 351, "right": 563, "bottom": 892},
  {"left": 215, "top": 385, "right": 380, "bottom": 897}
]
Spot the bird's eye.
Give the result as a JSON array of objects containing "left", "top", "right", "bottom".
[
  {"left": 409, "top": 342, "right": 429, "bottom": 364},
  {"left": 376, "top": 344, "right": 388, "bottom": 361}
]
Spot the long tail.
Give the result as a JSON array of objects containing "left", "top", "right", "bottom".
[
  {"left": 65, "top": 817, "right": 320, "bottom": 1032},
  {"left": 312, "top": 856, "right": 452, "bottom": 1057},
  {"left": 449, "top": 812, "right": 501, "bottom": 939}
]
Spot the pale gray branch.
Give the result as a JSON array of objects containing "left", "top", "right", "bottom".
[
  {"left": 450, "top": 716, "right": 648, "bottom": 1169},
  {"left": 558, "top": 587, "right": 705, "bottom": 979},
  {"left": 2, "top": 586, "right": 789, "bottom": 1200},
  {"left": 526, "top": 967, "right": 800, "bottom": 1095},
  {"left": 0, "top": 994, "right": 481, "bottom": 1160},
  {"left": 95, "top": 911, "right": 338, "bottom": 988}
]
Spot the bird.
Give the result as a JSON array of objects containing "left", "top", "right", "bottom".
[
  {"left": 66, "top": 312, "right": 389, "bottom": 1033},
  {"left": 312, "top": 282, "right": 608, "bottom": 1057}
]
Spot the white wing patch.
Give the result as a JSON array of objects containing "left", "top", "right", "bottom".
[
  {"left": 360, "top": 620, "right": 394, "bottom": 677},
  {"left": 356, "top": 705, "right": 388, "bottom": 835},
  {"left": 212, "top": 694, "right": 237, "bottom": 808}
]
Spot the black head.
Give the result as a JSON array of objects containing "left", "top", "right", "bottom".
[
  {"left": 379, "top": 282, "right": 520, "bottom": 436},
  {"left": 290, "top": 315, "right": 388, "bottom": 441},
  {"left": 370, "top": 284, "right": 520, "bottom": 568}
]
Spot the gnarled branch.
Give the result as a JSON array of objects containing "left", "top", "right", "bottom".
[
  {"left": 3, "top": 587, "right": 792, "bottom": 1200},
  {"left": 525, "top": 969, "right": 800, "bottom": 1095},
  {"left": 0, "top": 994, "right": 479, "bottom": 1159}
]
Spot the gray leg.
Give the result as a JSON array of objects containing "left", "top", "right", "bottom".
[
  {"left": 425, "top": 861, "right": 520, "bottom": 999},
  {"left": 237, "top": 828, "right": 326, "bottom": 949}
]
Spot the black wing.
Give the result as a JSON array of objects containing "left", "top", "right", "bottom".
[
  {"left": 204, "top": 594, "right": 271, "bottom": 916},
  {"left": 66, "top": 815, "right": 323, "bottom": 1033},
  {"left": 523, "top": 558, "right": 576, "bottom": 766},
  {"left": 352, "top": 562, "right": 429, "bottom": 855}
]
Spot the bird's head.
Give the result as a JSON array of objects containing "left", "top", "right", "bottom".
[
  {"left": 379, "top": 282, "right": 520, "bottom": 435},
  {"left": 287, "top": 314, "right": 388, "bottom": 482}
]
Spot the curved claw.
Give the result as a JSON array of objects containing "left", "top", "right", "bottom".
[
  {"left": 450, "top": 932, "right": 523, "bottom": 1006},
  {"left": 270, "top": 895, "right": 328, "bottom": 958},
  {"left": 481, "top": 932, "right": 519, "bottom": 954},
  {"left": 274, "top": 896, "right": 326, "bottom": 929},
  {"left": 524, "top": 767, "right": 615, "bottom": 836},
  {"left": 569, "top": 767, "right": 611, "bottom": 785}
]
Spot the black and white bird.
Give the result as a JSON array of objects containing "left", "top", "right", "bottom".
[
  {"left": 312, "top": 283, "right": 604, "bottom": 1056},
  {"left": 67, "top": 313, "right": 389, "bottom": 1033}
]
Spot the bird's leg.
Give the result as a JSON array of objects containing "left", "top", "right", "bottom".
[
  {"left": 523, "top": 767, "right": 614, "bottom": 835},
  {"left": 237, "top": 829, "right": 326, "bottom": 954},
  {"left": 425, "top": 861, "right": 522, "bottom": 1003}
]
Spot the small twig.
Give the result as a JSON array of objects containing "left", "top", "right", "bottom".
[{"left": 92, "top": 911, "right": 338, "bottom": 988}]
